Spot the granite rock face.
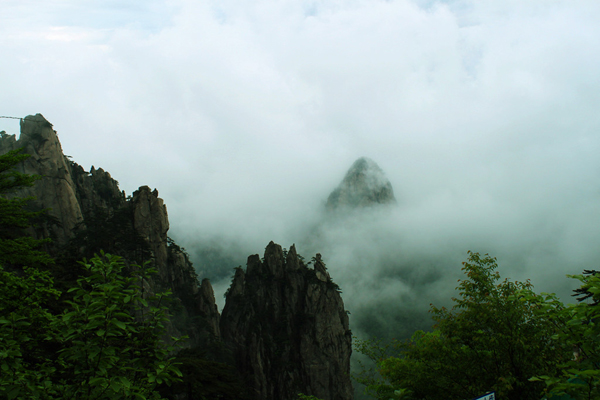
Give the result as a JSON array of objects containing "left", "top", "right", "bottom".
[
  {"left": 132, "top": 186, "right": 170, "bottom": 271},
  {"left": 0, "top": 114, "right": 85, "bottom": 245},
  {"left": 0, "top": 114, "right": 219, "bottom": 348},
  {"left": 221, "top": 241, "right": 353, "bottom": 400},
  {"left": 326, "top": 157, "right": 396, "bottom": 211}
]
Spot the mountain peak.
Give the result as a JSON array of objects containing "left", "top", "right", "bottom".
[{"left": 326, "top": 157, "right": 396, "bottom": 210}]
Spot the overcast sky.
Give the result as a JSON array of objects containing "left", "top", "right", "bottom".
[{"left": 2, "top": 0, "right": 600, "bottom": 340}]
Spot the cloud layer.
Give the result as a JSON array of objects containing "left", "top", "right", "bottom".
[{"left": 2, "top": 0, "right": 600, "bottom": 342}]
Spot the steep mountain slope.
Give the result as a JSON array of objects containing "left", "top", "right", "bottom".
[{"left": 326, "top": 157, "right": 396, "bottom": 211}]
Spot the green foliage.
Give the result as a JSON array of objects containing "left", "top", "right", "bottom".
[
  {"left": 0, "top": 264, "right": 62, "bottom": 399},
  {"left": 0, "top": 253, "right": 184, "bottom": 400},
  {"left": 159, "top": 346, "right": 254, "bottom": 400},
  {"left": 0, "top": 148, "right": 53, "bottom": 269},
  {"left": 524, "top": 272, "right": 600, "bottom": 400},
  {"left": 297, "top": 394, "right": 324, "bottom": 400},
  {"left": 356, "top": 252, "right": 565, "bottom": 400}
]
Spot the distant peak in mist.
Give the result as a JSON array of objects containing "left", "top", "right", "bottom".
[{"left": 326, "top": 157, "right": 396, "bottom": 211}]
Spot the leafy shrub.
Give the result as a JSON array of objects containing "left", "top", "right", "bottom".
[{"left": 0, "top": 253, "right": 184, "bottom": 400}]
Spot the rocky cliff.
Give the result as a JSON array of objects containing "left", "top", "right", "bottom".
[
  {"left": 1, "top": 114, "right": 354, "bottom": 399},
  {"left": 326, "top": 157, "right": 396, "bottom": 211},
  {"left": 0, "top": 114, "right": 220, "bottom": 348},
  {"left": 0, "top": 114, "right": 86, "bottom": 245},
  {"left": 221, "top": 241, "right": 353, "bottom": 400}
]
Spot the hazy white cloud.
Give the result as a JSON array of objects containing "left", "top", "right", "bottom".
[{"left": 2, "top": 0, "right": 600, "bottom": 340}]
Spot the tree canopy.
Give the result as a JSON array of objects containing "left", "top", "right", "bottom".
[
  {"left": 356, "top": 252, "right": 569, "bottom": 400},
  {"left": 525, "top": 271, "right": 600, "bottom": 399}
]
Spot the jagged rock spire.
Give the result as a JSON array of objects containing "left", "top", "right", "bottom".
[{"left": 220, "top": 241, "right": 353, "bottom": 400}]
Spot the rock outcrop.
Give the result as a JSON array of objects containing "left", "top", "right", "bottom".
[
  {"left": 221, "top": 241, "right": 353, "bottom": 400},
  {"left": 0, "top": 114, "right": 85, "bottom": 245},
  {"left": 132, "top": 186, "right": 170, "bottom": 270},
  {"left": 326, "top": 157, "right": 396, "bottom": 211},
  {"left": 0, "top": 114, "right": 219, "bottom": 348},
  {"left": 70, "top": 163, "right": 125, "bottom": 220}
]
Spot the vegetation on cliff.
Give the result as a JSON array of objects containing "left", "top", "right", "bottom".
[
  {"left": 0, "top": 140, "right": 352, "bottom": 400},
  {"left": 0, "top": 118, "right": 260, "bottom": 400},
  {"left": 0, "top": 149, "right": 183, "bottom": 399}
]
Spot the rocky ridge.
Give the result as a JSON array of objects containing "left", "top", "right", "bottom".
[{"left": 0, "top": 114, "right": 219, "bottom": 347}]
